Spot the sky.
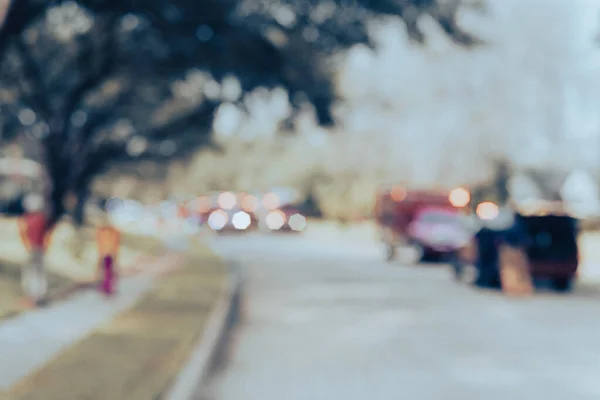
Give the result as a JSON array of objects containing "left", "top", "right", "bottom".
[{"left": 333, "top": 0, "right": 600, "bottom": 183}]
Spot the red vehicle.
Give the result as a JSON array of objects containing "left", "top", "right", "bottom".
[
  {"left": 408, "top": 207, "right": 472, "bottom": 261},
  {"left": 375, "top": 186, "right": 471, "bottom": 262}
]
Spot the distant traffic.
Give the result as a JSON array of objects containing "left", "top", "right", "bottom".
[{"left": 105, "top": 190, "right": 308, "bottom": 236}]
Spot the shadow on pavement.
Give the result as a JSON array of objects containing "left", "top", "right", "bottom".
[
  {"left": 195, "top": 263, "right": 244, "bottom": 399},
  {"left": 0, "top": 257, "right": 76, "bottom": 320}
]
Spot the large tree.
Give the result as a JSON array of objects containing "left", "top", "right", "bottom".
[{"left": 0, "top": 0, "right": 477, "bottom": 227}]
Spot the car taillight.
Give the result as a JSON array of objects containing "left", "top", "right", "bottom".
[{"left": 390, "top": 187, "right": 406, "bottom": 202}]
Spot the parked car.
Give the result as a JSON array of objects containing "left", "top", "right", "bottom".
[
  {"left": 408, "top": 207, "right": 472, "bottom": 261},
  {"left": 375, "top": 185, "right": 471, "bottom": 262},
  {"left": 455, "top": 201, "right": 579, "bottom": 292}
]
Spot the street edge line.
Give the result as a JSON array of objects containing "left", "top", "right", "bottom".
[{"left": 164, "top": 261, "right": 241, "bottom": 400}]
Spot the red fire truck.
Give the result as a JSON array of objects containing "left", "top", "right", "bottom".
[{"left": 375, "top": 185, "right": 472, "bottom": 262}]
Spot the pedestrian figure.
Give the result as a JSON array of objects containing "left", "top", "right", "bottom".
[
  {"left": 474, "top": 227, "right": 502, "bottom": 288},
  {"left": 18, "top": 195, "right": 51, "bottom": 305},
  {"left": 473, "top": 206, "right": 515, "bottom": 289},
  {"left": 96, "top": 223, "right": 121, "bottom": 297},
  {"left": 99, "top": 254, "right": 116, "bottom": 296},
  {"left": 23, "top": 247, "right": 47, "bottom": 303}
]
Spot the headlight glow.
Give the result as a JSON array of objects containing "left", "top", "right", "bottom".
[
  {"left": 266, "top": 210, "right": 285, "bottom": 230},
  {"left": 208, "top": 210, "right": 228, "bottom": 230},
  {"left": 288, "top": 213, "right": 307, "bottom": 231},
  {"left": 232, "top": 211, "right": 251, "bottom": 230},
  {"left": 476, "top": 201, "right": 499, "bottom": 221},
  {"left": 449, "top": 187, "right": 470, "bottom": 208}
]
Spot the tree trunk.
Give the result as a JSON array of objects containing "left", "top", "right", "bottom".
[
  {"left": 45, "top": 170, "right": 68, "bottom": 226},
  {"left": 73, "top": 186, "right": 89, "bottom": 227},
  {"left": 69, "top": 183, "right": 90, "bottom": 259}
]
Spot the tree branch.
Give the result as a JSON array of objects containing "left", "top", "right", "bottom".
[
  {"left": 68, "top": 88, "right": 135, "bottom": 185},
  {"left": 435, "top": 16, "right": 481, "bottom": 46},
  {"left": 15, "top": 39, "right": 52, "bottom": 117},
  {"left": 0, "top": 0, "right": 47, "bottom": 56},
  {"left": 61, "top": 15, "right": 119, "bottom": 130},
  {"left": 76, "top": 143, "right": 123, "bottom": 186},
  {"left": 141, "top": 103, "right": 216, "bottom": 141},
  {"left": 72, "top": 102, "right": 217, "bottom": 188}
]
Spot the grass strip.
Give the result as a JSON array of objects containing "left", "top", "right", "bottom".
[
  {"left": 0, "top": 259, "right": 73, "bottom": 320},
  {"left": 7, "top": 241, "right": 227, "bottom": 400}
]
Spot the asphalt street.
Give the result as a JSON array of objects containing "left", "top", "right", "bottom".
[{"left": 198, "top": 231, "right": 600, "bottom": 400}]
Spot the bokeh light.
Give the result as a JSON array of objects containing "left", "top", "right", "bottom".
[
  {"left": 232, "top": 211, "right": 251, "bottom": 230},
  {"left": 476, "top": 202, "right": 500, "bottom": 221},
  {"left": 241, "top": 195, "right": 260, "bottom": 212},
  {"left": 194, "top": 196, "right": 211, "bottom": 213},
  {"left": 263, "top": 193, "right": 280, "bottom": 210},
  {"left": 208, "top": 209, "right": 228, "bottom": 230},
  {"left": 266, "top": 210, "right": 285, "bottom": 230},
  {"left": 390, "top": 186, "right": 406, "bottom": 202},
  {"left": 449, "top": 188, "right": 471, "bottom": 207},
  {"left": 288, "top": 213, "right": 307, "bottom": 231},
  {"left": 218, "top": 191, "right": 237, "bottom": 210}
]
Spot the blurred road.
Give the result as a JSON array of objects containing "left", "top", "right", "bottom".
[{"left": 199, "top": 231, "right": 600, "bottom": 400}]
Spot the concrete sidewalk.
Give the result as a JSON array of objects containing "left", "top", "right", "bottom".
[
  {"left": 0, "top": 259, "right": 72, "bottom": 321},
  {"left": 0, "top": 237, "right": 231, "bottom": 400},
  {"left": 0, "top": 255, "right": 177, "bottom": 390}
]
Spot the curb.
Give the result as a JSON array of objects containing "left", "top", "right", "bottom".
[{"left": 164, "top": 262, "right": 242, "bottom": 400}]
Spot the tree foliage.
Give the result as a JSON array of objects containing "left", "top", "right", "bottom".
[{"left": 0, "top": 0, "right": 477, "bottom": 224}]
